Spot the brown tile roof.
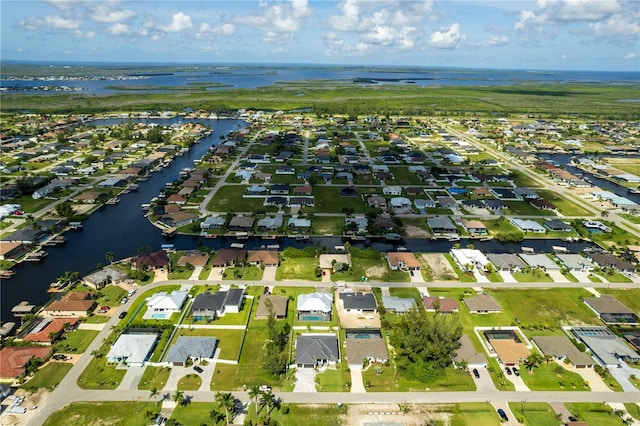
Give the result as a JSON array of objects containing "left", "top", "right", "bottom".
[
  {"left": 131, "top": 250, "right": 170, "bottom": 269},
  {"left": 247, "top": 250, "right": 279, "bottom": 265},
  {"left": 0, "top": 346, "right": 52, "bottom": 378},
  {"left": 386, "top": 252, "right": 421, "bottom": 269},
  {"left": 422, "top": 297, "right": 459, "bottom": 313},
  {"left": 212, "top": 248, "right": 247, "bottom": 267},
  {"left": 178, "top": 252, "right": 209, "bottom": 267},
  {"left": 23, "top": 317, "right": 79, "bottom": 343},
  {"left": 256, "top": 295, "right": 289, "bottom": 318},
  {"left": 45, "top": 291, "right": 95, "bottom": 313}
]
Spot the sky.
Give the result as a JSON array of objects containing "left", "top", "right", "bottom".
[{"left": 1, "top": 0, "right": 639, "bottom": 71}]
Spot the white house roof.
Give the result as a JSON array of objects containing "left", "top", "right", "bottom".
[
  {"left": 297, "top": 292, "right": 333, "bottom": 313},
  {"left": 106, "top": 333, "right": 158, "bottom": 365},
  {"left": 450, "top": 249, "right": 490, "bottom": 267},
  {"left": 390, "top": 197, "right": 411, "bottom": 207},
  {"left": 519, "top": 253, "right": 560, "bottom": 270},
  {"left": 147, "top": 290, "right": 188, "bottom": 311}
]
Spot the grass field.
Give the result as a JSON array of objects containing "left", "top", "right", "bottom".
[
  {"left": 564, "top": 403, "right": 619, "bottom": 426},
  {"left": 206, "top": 185, "right": 265, "bottom": 213},
  {"left": 53, "top": 330, "right": 99, "bottom": 354},
  {"left": 363, "top": 364, "right": 476, "bottom": 392},
  {"left": 518, "top": 362, "right": 590, "bottom": 391},
  {"left": 244, "top": 403, "right": 347, "bottom": 426},
  {"left": 137, "top": 366, "right": 171, "bottom": 390},
  {"left": 22, "top": 363, "right": 73, "bottom": 390},
  {"left": 275, "top": 257, "right": 320, "bottom": 281},
  {"left": 508, "top": 402, "right": 562, "bottom": 426},
  {"left": 43, "top": 402, "right": 156, "bottom": 426}
]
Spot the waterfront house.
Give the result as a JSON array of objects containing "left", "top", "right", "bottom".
[
  {"left": 42, "top": 291, "right": 96, "bottom": 317},
  {"left": 83, "top": 265, "right": 128, "bottom": 289},
  {"left": 131, "top": 250, "right": 169, "bottom": 270},
  {"left": 345, "top": 217, "right": 367, "bottom": 234},
  {"left": 486, "top": 253, "right": 526, "bottom": 272},
  {"left": 158, "top": 211, "right": 199, "bottom": 228},
  {"left": 0, "top": 241, "right": 29, "bottom": 261},
  {"left": 450, "top": 249, "right": 491, "bottom": 272},
  {"left": 555, "top": 254, "right": 594, "bottom": 272},
  {"left": 510, "top": 218, "right": 546, "bottom": 233},
  {"left": 178, "top": 251, "right": 209, "bottom": 268},
  {"left": 228, "top": 216, "right": 254, "bottom": 232},
  {"left": 287, "top": 217, "right": 311, "bottom": 231},
  {"left": 247, "top": 250, "right": 279, "bottom": 267},
  {"left": 0, "top": 347, "right": 52, "bottom": 380},
  {"left": 256, "top": 216, "right": 283, "bottom": 232},
  {"left": 518, "top": 253, "right": 561, "bottom": 271},
  {"left": 22, "top": 317, "right": 79, "bottom": 344},
  {"left": 211, "top": 248, "right": 247, "bottom": 267},
  {"left": 459, "top": 219, "right": 487, "bottom": 236},
  {"left": 295, "top": 334, "right": 339, "bottom": 368},
  {"left": 297, "top": 292, "right": 333, "bottom": 322},
  {"left": 200, "top": 216, "right": 225, "bottom": 230},
  {"left": 544, "top": 219, "right": 573, "bottom": 232},
  {"left": 386, "top": 252, "right": 421, "bottom": 271}
]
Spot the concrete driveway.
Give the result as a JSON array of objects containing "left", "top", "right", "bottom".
[
  {"left": 503, "top": 367, "right": 530, "bottom": 392},
  {"left": 117, "top": 365, "right": 145, "bottom": 390},
  {"left": 262, "top": 265, "right": 277, "bottom": 281},
  {"left": 492, "top": 402, "right": 519, "bottom": 425},
  {"left": 349, "top": 364, "right": 366, "bottom": 393},
  {"left": 293, "top": 368, "right": 317, "bottom": 392},
  {"left": 471, "top": 367, "right": 496, "bottom": 392},
  {"left": 499, "top": 271, "right": 517, "bottom": 283},
  {"left": 547, "top": 269, "right": 570, "bottom": 283}
]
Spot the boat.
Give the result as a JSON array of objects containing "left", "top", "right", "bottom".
[
  {"left": 24, "top": 250, "right": 48, "bottom": 261},
  {"left": 350, "top": 235, "right": 366, "bottom": 241},
  {"left": 127, "top": 183, "right": 139, "bottom": 191},
  {"left": 105, "top": 197, "right": 120, "bottom": 205},
  {"left": 397, "top": 246, "right": 408, "bottom": 252},
  {"left": 385, "top": 233, "right": 401, "bottom": 241},
  {"left": 68, "top": 222, "right": 83, "bottom": 230},
  {"left": 141, "top": 203, "right": 151, "bottom": 212},
  {"left": 235, "top": 232, "right": 249, "bottom": 240},
  {"left": 43, "top": 235, "right": 66, "bottom": 246},
  {"left": 162, "top": 228, "right": 177, "bottom": 237},
  {"left": 0, "top": 322, "right": 16, "bottom": 338},
  {"left": 0, "top": 270, "right": 16, "bottom": 279},
  {"left": 295, "top": 235, "right": 310, "bottom": 241},
  {"left": 230, "top": 242, "right": 245, "bottom": 249}
]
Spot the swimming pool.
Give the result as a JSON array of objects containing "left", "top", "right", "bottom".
[{"left": 151, "top": 313, "right": 169, "bottom": 319}]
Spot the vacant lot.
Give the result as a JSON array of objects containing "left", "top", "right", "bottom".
[{"left": 421, "top": 253, "right": 457, "bottom": 281}]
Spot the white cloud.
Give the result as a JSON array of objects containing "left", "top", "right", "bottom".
[
  {"left": 589, "top": 13, "right": 640, "bottom": 37},
  {"left": 110, "top": 23, "right": 130, "bottom": 35},
  {"left": 240, "top": 0, "right": 312, "bottom": 38},
  {"left": 540, "top": 0, "right": 622, "bottom": 22},
  {"left": 91, "top": 6, "right": 136, "bottom": 24},
  {"left": 430, "top": 23, "right": 464, "bottom": 49},
  {"left": 45, "top": 0, "right": 80, "bottom": 11},
  {"left": 150, "top": 12, "right": 193, "bottom": 33},
  {"left": 21, "top": 15, "right": 80, "bottom": 31},
  {"left": 74, "top": 29, "right": 96, "bottom": 39},
  {"left": 196, "top": 23, "right": 236, "bottom": 39},
  {"left": 624, "top": 52, "right": 638, "bottom": 59},
  {"left": 476, "top": 35, "right": 509, "bottom": 48}
]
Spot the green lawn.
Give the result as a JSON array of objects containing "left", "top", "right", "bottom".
[
  {"left": 176, "top": 373, "right": 202, "bottom": 390},
  {"left": 222, "top": 265, "right": 263, "bottom": 280},
  {"left": 95, "top": 285, "right": 128, "bottom": 307},
  {"left": 206, "top": 185, "right": 265, "bottom": 212},
  {"left": 565, "top": 403, "right": 620, "bottom": 426},
  {"left": 275, "top": 257, "right": 319, "bottom": 281},
  {"left": 244, "top": 403, "right": 347, "bottom": 426},
  {"left": 77, "top": 357, "right": 127, "bottom": 389},
  {"left": 363, "top": 364, "right": 476, "bottom": 392},
  {"left": 536, "top": 189, "right": 592, "bottom": 216},
  {"left": 508, "top": 402, "right": 562, "bottom": 426},
  {"left": 22, "top": 363, "right": 73, "bottom": 390},
  {"left": 443, "top": 403, "right": 504, "bottom": 426},
  {"left": 518, "top": 362, "right": 590, "bottom": 391},
  {"left": 313, "top": 186, "right": 366, "bottom": 213},
  {"left": 53, "top": 330, "right": 99, "bottom": 354},
  {"left": 43, "top": 401, "right": 157, "bottom": 426},
  {"left": 512, "top": 269, "right": 555, "bottom": 282},
  {"left": 312, "top": 215, "right": 345, "bottom": 235},
  {"left": 597, "top": 289, "right": 640, "bottom": 313},
  {"left": 315, "top": 364, "right": 351, "bottom": 392},
  {"left": 138, "top": 366, "right": 172, "bottom": 390},
  {"left": 170, "top": 402, "right": 221, "bottom": 426}
]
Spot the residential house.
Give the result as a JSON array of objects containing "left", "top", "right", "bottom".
[
  {"left": 297, "top": 292, "right": 333, "bottom": 321},
  {"left": 486, "top": 253, "right": 525, "bottom": 272},
  {"left": 288, "top": 217, "right": 311, "bottom": 231},
  {"left": 42, "top": 291, "right": 96, "bottom": 317},
  {"left": 146, "top": 290, "right": 189, "bottom": 315},
  {"left": 131, "top": 250, "right": 169, "bottom": 270},
  {"left": 295, "top": 334, "right": 340, "bottom": 368},
  {"left": 510, "top": 218, "right": 546, "bottom": 233},
  {"left": 587, "top": 252, "right": 635, "bottom": 273},
  {"left": 571, "top": 327, "right": 640, "bottom": 368},
  {"left": 191, "top": 288, "right": 245, "bottom": 320},
  {"left": 256, "top": 216, "right": 283, "bottom": 232},
  {"left": 382, "top": 186, "right": 402, "bottom": 196},
  {"left": 345, "top": 217, "right": 367, "bottom": 235},
  {"left": 531, "top": 336, "right": 594, "bottom": 369},
  {"left": 159, "top": 211, "right": 199, "bottom": 228},
  {"left": 339, "top": 292, "right": 377, "bottom": 313},
  {"left": 211, "top": 248, "right": 247, "bottom": 267},
  {"left": 519, "top": 253, "right": 561, "bottom": 271},
  {"left": 247, "top": 250, "right": 279, "bottom": 267},
  {"left": 106, "top": 333, "right": 158, "bottom": 367},
  {"left": 555, "top": 254, "right": 594, "bottom": 272},
  {"left": 83, "top": 265, "right": 128, "bottom": 289},
  {"left": 382, "top": 296, "right": 416, "bottom": 314},
  {"left": 450, "top": 249, "right": 491, "bottom": 272},
  {"left": 165, "top": 336, "right": 218, "bottom": 366},
  {"left": 178, "top": 251, "right": 209, "bottom": 267},
  {"left": 256, "top": 295, "right": 288, "bottom": 319},
  {"left": 345, "top": 331, "right": 388, "bottom": 366},
  {"left": 0, "top": 241, "right": 29, "bottom": 261},
  {"left": 21, "top": 317, "right": 79, "bottom": 344},
  {"left": 459, "top": 219, "right": 487, "bottom": 236},
  {"left": 544, "top": 219, "right": 573, "bottom": 232},
  {"left": 0, "top": 347, "right": 52, "bottom": 380},
  {"left": 583, "top": 295, "right": 639, "bottom": 325},
  {"left": 386, "top": 252, "right": 421, "bottom": 271},
  {"left": 463, "top": 294, "right": 502, "bottom": 314},
  {"left": 228, "top": 216, "right": 255, "bottom": 232},
  {"left": 200, "top": 216, "right": 226, "bottom": 230},
  {"left": 427, "top": 216, "right": 457, "bottom": 235},
  {"left": 422, "top": 297, "right": 459, "bottom": 313}
]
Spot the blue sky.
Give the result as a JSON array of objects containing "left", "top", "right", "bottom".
[{"left": 2, "top": 0, "right": 639, "bottom": 71}]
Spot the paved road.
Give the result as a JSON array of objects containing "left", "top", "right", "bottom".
[{"left": 29, "top": 277, "right": 639, "bottom": 425}]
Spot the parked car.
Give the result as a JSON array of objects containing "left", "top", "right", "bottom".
[
  {"left": 97, "top": 309, "right": 107, "bottom": 314},
  {"left": 100, "top": 306, "right": 110, "bottom": 310},
  {"left": 193, "top": 365, "right": 203, "bottom": 373},
  {"left": 497, "top": 408, "right": 508, "bottom": 421},
  {"left": 513, "top": 367, "right": 519, "bottom": 376},
  {"left": 472, "top": 369, "right": 480, "bottom": 379},
  {"left": 264, "top": 286, "right": 270, "bottom": 294},
  {"left": 119, "top": 311, "right": 127, "bottom": 319},
  {"left": 505, "top": 366, "right": 512, "bottom": 375},
  {"left": 259, "top": 385, "right": 272, "bottom": 392},
  {"left": 120, "top": 297, "right": 128, "bottom": 304}
]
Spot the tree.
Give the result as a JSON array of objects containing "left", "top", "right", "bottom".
[
  {"left": 171, "top": 390, "right": 184, "bottom": 405},
  {"left": 523, "top": 352, "right": 544, "bottom": 373},
  {"left": 390, "top": 308, "right": 462, "bottom": 382},
  {"left": 55, "top": 201, "right": 74, "bottom": 218},
  {"left": 105, "top": 251, "right": 115, "bottom": 264},
  {"left": 248, "top": 385, "right": 261, "bottom": 414},
  {"left": 149, "top": 386, "right": 159, "bottom": 403},
  {"left": 261, "top": 390, "right": 275, "bottom": 414},
  {"left": 209, "top": 408, "right": 225, "bottom": 424},
  {"left": 215, "top": 391, "right": 234, "bottom": 425}
]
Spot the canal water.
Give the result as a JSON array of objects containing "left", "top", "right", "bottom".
[{"left": 0, "top": 120, "right": 598, "bottom": 323}]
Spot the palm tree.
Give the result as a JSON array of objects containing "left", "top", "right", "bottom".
[
  {"left": 215, "top": 392, "right": 234, "bottom": 425},
  {"left": 149, "top": 386, "right": 159, "bottom": 404},
  {"left": 248, "top": 385, "right": 261, "bottom": 414},
  {"left": 524, "top": 352, "right": 544, "bottom": 373},
  {"left": 261, "top": 390, "right": 275, "bottom": 414},
  {"left": 105, "top": 251, "right": 115, "bottom": 264},
  {"left": 209, "top": 408, "right": 225, "bottom": 424},
  {"left": 171, "top": 390, "right": 184, "bottom": 405}
]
